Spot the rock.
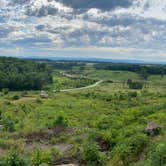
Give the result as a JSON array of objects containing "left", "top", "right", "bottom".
[
  {"left": 40, "top": 91, "right": 49, "bottom": 98},
  {"left": 145, "top": 121, "right": 160, "bottom": 136},
  {"left": 55, "top": 144, "right": 73, "bottom": 154}
]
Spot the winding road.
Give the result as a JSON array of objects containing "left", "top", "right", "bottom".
[{"left": 56, "top": 80, "right": 103, "bottom": 92}]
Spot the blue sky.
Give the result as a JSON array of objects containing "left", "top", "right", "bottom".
[{"left": 0, "top": 0, "right": 166, "bottom": 62}]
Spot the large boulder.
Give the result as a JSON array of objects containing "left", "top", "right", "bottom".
[{"left": 145, "top": 122, "right": 160, "bottom": 136}]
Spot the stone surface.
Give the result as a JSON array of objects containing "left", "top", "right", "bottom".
[{"left": 145, "top": 121, "right": 160, "bottom": 136}]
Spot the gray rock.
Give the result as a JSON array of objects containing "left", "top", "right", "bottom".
[
  {"left": 145, "top": 121, "right": 160, "bottom": 136},
  {"left": 40, "top": 91, "right": 49, "bottom": 98}
]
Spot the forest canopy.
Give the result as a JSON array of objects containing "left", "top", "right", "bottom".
[
  {"left": 0, "top": 57, "right": 53, "bottom": 90},
  {"left": 94, "top": 63, "right": 166, "bottom": 75}
]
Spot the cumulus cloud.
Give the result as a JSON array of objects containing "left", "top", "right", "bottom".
[
  {"left": 0, "top": 0, "right": 166, "bottom": 61},
  {"left": 113, "top": 0, "right": 166, "bottom": 20},
  {"left": 57, "top": 0, "right": 132, "bottom": 10},
  {"left": 26, "top": 0, "right": 73, "bottom": 17}
]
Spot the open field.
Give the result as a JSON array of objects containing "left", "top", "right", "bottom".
[{"left": 0, "top": 59, "right": 165, "bottom": 166}]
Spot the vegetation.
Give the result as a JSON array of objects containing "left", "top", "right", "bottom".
[
  {"left": 0, "top": 58, "right": 165, "bottom": 166},
  {"left": 0, "top": 57, "right": 53, "bottom": 90},
  {"left": 94, "top": 63, "right": 166, "bottom": 75},
  {"left": 0, "top": 151, "right": 29, "bottom": 166},
  {"left": 127, "top": 79, "right": 144, "bottom": 89}
]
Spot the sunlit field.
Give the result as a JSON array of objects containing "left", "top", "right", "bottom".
[{"left": 0, "top": 58, "right": 165, "bottom": 166}]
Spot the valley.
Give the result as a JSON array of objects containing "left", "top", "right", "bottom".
[{"left": 0, "top": 58, "right": 165, "bottom": 166}]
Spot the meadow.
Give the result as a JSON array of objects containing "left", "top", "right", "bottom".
[{"left": 0, "top": 59, "right": 165, "bottom": 166}]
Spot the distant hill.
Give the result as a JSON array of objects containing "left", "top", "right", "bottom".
[{"left": 17, "top": 55, "right": 166, "bottom": 65}]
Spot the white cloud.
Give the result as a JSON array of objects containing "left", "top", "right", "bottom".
[
  {"left": 113, "top": 0, "right": 166, "bottom": 20},
  {"left": 0, "top": 0, "right": 166, "bottom": 61}
]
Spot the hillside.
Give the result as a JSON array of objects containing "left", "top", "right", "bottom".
[
  {"left": 0, "top": 57, "right": 53, "bottom": 90},
  {"left": 0, "top": 59, "right": 165, "bottom": 166}
]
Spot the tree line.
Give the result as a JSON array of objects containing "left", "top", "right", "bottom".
[
  {"left": 0, "top": 57, "right": 53, "bottom": 90},
  {"left": 94, "top": 63, "right": 166, "bottom": 76}
]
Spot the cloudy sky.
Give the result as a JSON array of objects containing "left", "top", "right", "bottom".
[{"left": 0, "top": 0, "right": 166, "bottom": 62}]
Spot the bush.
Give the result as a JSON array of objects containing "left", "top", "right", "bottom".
[
  {"left": 128, "top": 91, "right": 138, "bottom": 98},
  {"left": 0, "top": 151, "right": 29, "bottom": 166},
  {"left": 97, "top": 118, "right": 111, "bottom": 130},
  {"left": 36, "top": 97, "right": 42, "bottom": 104},
  {"left": 113, "top": 134, "right": 148, "bottom": 164},
  {"left": 107, "top": 155, "right": 124, "bottom": 166},
  {"left": 82, "top": 141, "right": 106, "bottom": 166},
  {"left": 12, "top": 95, "right": 20, "bottom": 100},
  {"left": 53, "top": 116, "right": 68, "bottom": 127},
  {"left": 31, "top": 149, "right": 53, "bottom": 166},
  {"left": 149, "top": 143, "right": 166, "bottom": 166},
  {"left": 2, "top": 88, "right": 9, "bottom": 95},
  {"left": 127, "top": 80, "right": 143, "bottom": 89},
  {"left": 3, "top": 116, "right": 15, "bottom": 132}
]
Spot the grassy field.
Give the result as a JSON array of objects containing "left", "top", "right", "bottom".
[{"left": 0, "top": 64, "right": 165, "bottom": 166}]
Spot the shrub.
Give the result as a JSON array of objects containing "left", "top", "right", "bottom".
[
  {"left": 0, "top": 151, "right": 29, "bottom": 166},
  {"left": 82, "top": 141, "right": 106, "bottom": 166},
  {"left": 113, "top": 134, "right": 148, "bottom": 164},
  {"left": 149, "top": 143, "right": 166, "bottom": 166},
  {"left": 36, "top": 97, "right": 42, "bottom": 104},
  {"left": 12, "top": 95, "right": 20, "bottom": 100},
  {"left": 97, "top": 118, "right": 111, "bottom": 130},
  {"left": 31, "top": 149, "right": 52, "bottom": 166},
  {"left": 128, "top": 91, "right": 138, "bottom": 98},
  {"left": 107, "top": 155, "right": 124, "bottom": 166},
  {"left": 3, "top": 117, "right": 15, "bottom": 132},
  {"left": 2, "top": 88, "right": 9, "bottom": 95},
  {"left": 53, "top": 116, "right": 68, "bottom": 127},
  {"left": 127, "top": 80, "right": 143, "bottom": 89}
]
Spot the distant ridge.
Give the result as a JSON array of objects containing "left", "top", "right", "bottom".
[
  {"left": 19, "top": 55, "right": 166, "bottom": 65},
  {"left": 1, "top": 55, "right": 166, "bottom": 65}
]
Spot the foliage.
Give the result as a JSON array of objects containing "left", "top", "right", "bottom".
[
  {"left": 53, "top": 116, "right": 68, "bottom": 127},
  {"left": 149, "top": 143, "right": 166, "bottom": 166},
  {"left": 3, "top": 116, "right": 15, "bottom": 132},
  {"left": 0, "top": 61, "right": 165, "bottom": 166},
  {"left": 94, "top": 62, "right": 166, "bottom": 75},
  {"left": 31, "top": 149, "right": 53, "bottom": 166},
  {"left": 82, "top": 141, "right": 106, "bottom": 166},
  {"left": 127, "top": 79, "right": 143, "bottom": 89},
  {"left": 0, "top": 151, "right": 29, "bottom": 166},
  {"left": 11, "top": 95, "right": 20, "bottom": 100},
  {"left": 0, "top": 57, "right": 53, "bottom": 90}
]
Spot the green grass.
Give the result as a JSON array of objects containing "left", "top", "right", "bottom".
[
  {"left": 84, "top": 69, "right": 140, "bottom": 81},
  {"left": 0, "top": 68, "right": 165, "bottom": 165},
  {"left": 46, "top": 71, "right": 97, "bottom": 91}
]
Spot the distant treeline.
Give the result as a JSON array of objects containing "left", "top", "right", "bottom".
[
  {"left": 0, "top": 57, "right": 53, "bottom": 90},
  {"left": 47, "top": 61, "right": 86, "bottom": 70},
  {"left": 94, "top": 63, "right": 166, "bottom": 75}
]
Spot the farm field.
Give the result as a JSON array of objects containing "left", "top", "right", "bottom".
[{"left": 0, "top": 59, "right": 165, "bottom": 166}]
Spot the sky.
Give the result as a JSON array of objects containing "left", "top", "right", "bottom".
[{"left": 0, "top": 0, "right": 166, "bottom": 62}]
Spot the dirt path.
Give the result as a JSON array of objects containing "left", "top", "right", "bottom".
[{"left": 58, "top": 80, "right": 103, "bottom": 92}]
